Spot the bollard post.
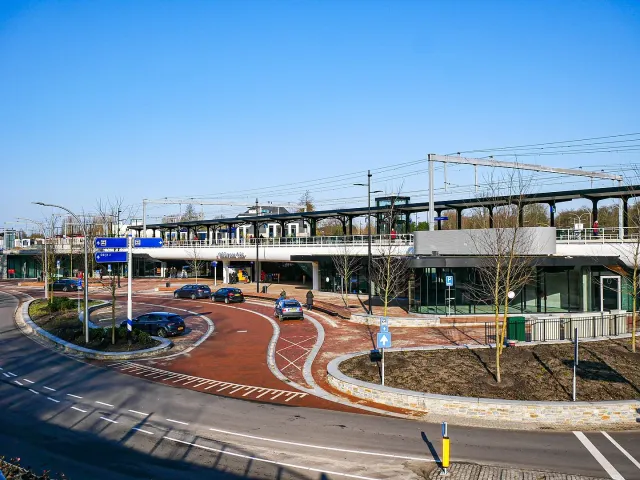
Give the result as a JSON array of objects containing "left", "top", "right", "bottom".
[{"left": 441, "top": 421, "right": 450, "bottom": 475}]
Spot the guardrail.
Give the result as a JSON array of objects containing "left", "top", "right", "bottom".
[
  {"left": 556, "top": 227, "right": 640, "bottom": 243},
  {"left": 158, "top": 234, "right": 413, "bottom": 248},
  {"left": 484, "top": 312, "right": 630, "bottom": 344}
]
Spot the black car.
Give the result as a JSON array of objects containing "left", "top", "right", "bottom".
[
  {"left": 173, "top": 284, "right": 211, "bottom": 299},
  {"left": 49, "top": 279, "right": 81, "bottom": 292},
  {"left": 212, "top": 288, "right": 245, "bottom": 304},
  {"left": 121, "top": 312, "right": 186, "bottom": 337}
]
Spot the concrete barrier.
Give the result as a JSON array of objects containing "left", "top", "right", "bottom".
[
  {"left": 327, "top": 348, "right": 640, "bottom": 427},
  {"left": 18, "top": 299, "right": 173, "bottom": 360},
  {"left": 349, "top": 313, "right": 440, "bottom": 327}
]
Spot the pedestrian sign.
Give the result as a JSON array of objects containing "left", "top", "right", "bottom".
[
  {"left": 445, "top": 275, "right": 454, "bottom": 287},
  {"left": 376, "top": 332, "right": 392, "bottom": 349},
  {"left": 380, "top": 317, "right": 389, "bottom": 333},
  {"left": 56, "top": 260, "right": 60, "bottom": 269},
  {"left": 107, "top": 264, "right": 112, "bottom": 273}
]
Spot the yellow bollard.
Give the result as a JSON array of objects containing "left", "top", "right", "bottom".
[{"left": 442, "top": 436, "right": 450, "bottom": 470}]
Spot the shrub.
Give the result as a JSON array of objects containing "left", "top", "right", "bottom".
[
  {"left": 48, "top": 297, "right": 77, "bottom": 313},
  {"left": 0, "top": 456, "right": 67, "bottom": 479}
]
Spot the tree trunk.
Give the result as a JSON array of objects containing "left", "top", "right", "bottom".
[{"left": 633, "top": 269, "right": 637, "bottom": 353}]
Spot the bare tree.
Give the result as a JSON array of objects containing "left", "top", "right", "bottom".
[
  {"left": 371, "top": 195, "right": 409, "bottom": 316},
  {"left": 298, "top": 190, "right": 315, "bottom": 212},
  {"left": 181, "top": 204, "right": 199, "bottom": 222},
  {"left": 331, "top": 243, "right": 360, "bottom": 308},
  {"left": 186, "top": 244, "right": 205, "bottom": 285},
  {"left": 466, "top": 170, "right": 536, "bottom": 383}
]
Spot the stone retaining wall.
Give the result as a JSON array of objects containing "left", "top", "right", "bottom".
[
  {"left": 327, "top": 350, "right": 640, "bottom": 427},
  {"left": 349, "top": 313, "right": 440, "bottom": 327}
]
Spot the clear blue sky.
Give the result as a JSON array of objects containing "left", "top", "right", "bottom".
[{"left": 1, "top": 0, "right": 639, "bottom": 227}]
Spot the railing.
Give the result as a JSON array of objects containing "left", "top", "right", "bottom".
[
  {"left": 484, "top": 312, "right": 630, "bottom": 344},
  {"left": 556, "top": 227, "right": 640, "bottom": 243},
  {"left": 158, "top": 234, "right": 414, "bottom": 248}
]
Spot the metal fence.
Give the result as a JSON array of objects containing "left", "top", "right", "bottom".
[
  {"left": 483, "top": 312, "right": 630, "bottom": 345},
  {"left": 160, "top": 234, "right": 413, "bottom": 248}
]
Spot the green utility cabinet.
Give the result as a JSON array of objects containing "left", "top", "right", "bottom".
[{"left": 507, "top": 316, "right": 526, "bottom": 341}]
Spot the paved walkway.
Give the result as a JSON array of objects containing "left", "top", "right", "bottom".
[{"left": 425, "top": 463, "right": 607, "bottom": 480}]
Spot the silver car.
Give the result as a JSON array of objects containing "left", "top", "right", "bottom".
[{"left": 274, "top": 299, "right": 304, "bottom": 321}]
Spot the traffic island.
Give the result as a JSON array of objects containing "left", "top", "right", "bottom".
[
  {"left": 18, "top": 299, "right": 173, "bottom": 360},
  {"left": 327, "top": 340, "right": 640, "bottom": 428}
]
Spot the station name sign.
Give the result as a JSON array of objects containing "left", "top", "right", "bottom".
[{"left": 217, "top": 252, "right": 247, "bottom": 259}]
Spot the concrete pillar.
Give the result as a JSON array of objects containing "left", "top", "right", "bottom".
[
  {"left": 160, "top": 261, "right": 167, "bottom": 278},
  {"left": 623, "top": 197, "right": 629, "bottom": 231},
  {"left": 341, "top": 218, "right": 347, "bottom": 235},
  {"left": 549, "top": 203, "right": 556, "bottom": 227},
  {"left": 279, "top": 221, "right": 286, "bottom": 238},
  {"left": 223, "top": 260, "right": 230, "bottom": 284},
  {"left": 581, "top": 267, "right": 591, "bottom": 312},
  {"left": 312, "top": 261, "right": 319, "bottom": 290},
  {"left": 311, "top": 219, "right": 317, "bottom": 237},
  {"left": 456, "top": 208, "right": 463, "bottom": 229}
]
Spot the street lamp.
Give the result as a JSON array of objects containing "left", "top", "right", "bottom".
[
  {"left": 33, "top": 202, "right": 90, "bottom": 344},
  {"left": 16, "top": 217, "right": 51, "bottom": 300},
  {"left": 354, "top": 170, "right": 383, "bottom": 315},
  {"left": 255, "top": 199, "right": 260, "bottom": 294}
]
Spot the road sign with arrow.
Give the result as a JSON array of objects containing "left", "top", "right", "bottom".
[{"left": 377, "top": 332, "right": 392, "bottom": 349}]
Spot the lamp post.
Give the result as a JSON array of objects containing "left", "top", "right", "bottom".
[
  {"left": 354, "top": 171, "right": 383, "bottom": 315},
  {"left": 34, "top": 202, "right": 90, "bottom": 344},
  {"left": 255, "top": 199, "right": 260, "bottom": 294},
  {"left": 16, "top": 217, "right": 50, "bottom": 300}
]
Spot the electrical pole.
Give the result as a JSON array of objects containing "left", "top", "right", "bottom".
[{"left": 256, "top": 199, "right": 260, "bottom": 294}]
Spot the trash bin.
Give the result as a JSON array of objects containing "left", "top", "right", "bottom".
[
  {"left": 507, "top": 316, "right": 526, "bottom": 341},
  {"left": 166, "top": 282, "right": 170, "bottom": 288},
  {"left": 262, "top": 285, "right": 268, "bottom": 294}
]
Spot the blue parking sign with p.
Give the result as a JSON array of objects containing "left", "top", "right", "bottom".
[{"left": 445, "top": 275, "right": 454, "bottom": 287}]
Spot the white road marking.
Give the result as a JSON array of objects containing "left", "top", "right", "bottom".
[
  {"left": 255, "top": 389, "right": 270, "bottom": 399},
  {"left": 132, "top": 427, "right": 154, "bottom": 435},
  {"left": 28, "top": 389, "right": 39, "bottom": 395},
  {"left": 166, "top": 418, "right": 189, "bottom": 426},
  {"left": 7, "top": 372, "right": 17, "bottom": 377},
  {"left": 602, "top": 431, "right": 640, "bottom": 470},
  {"left": 23, "top": 379, "right": 34, "bottom": 384},
  {"left": 204, "top": 382, "right": 222, "bottom": 390},
  {"left": 96, "top": 401, "right": 114, "bottom": 407},
  {"left": 237, "top": 330, "right": 247, "bottom": 333},
  {"left": 163, "top": 436, "right": 381, "bottom": 480},
  {"left": 270, "top": 391, "right": 284, "bottom": 400},
  {"left": 0, "top": 366, "right": 3, "bottom": 370},
  {"left": 574, "top": 431, "right": 625, "bottom": 480},
  {"left": 2, "top": 373, "right": 10, "bottom": 378},
  {"left": 67, "top": 394, "right": 83, "bottom": 399},
  {"left": 47, "top": 397, "right": 60, "bottom": 403},
  {"left": 14, "top": 380, "right": 23, "bottom": 386},
  {"left": 43, "top": 386, "right": 56, "bottom": 392},
  {"left": 207, "top": 426, "right": 436, "bottom": 462},
  {"left": 71, "top": 406, "right": 87, "bottom": 413},
  {"left": 128, "top": 409, "right": 150, "bottom": 416},
  {"left": 100, "top": 416, "right": 118, "bottom": 424},
  {"left": 242, "top": 387, "right": 259, "bottom": 397},
  {"left": 182, "top": 378, "right": 201, "bottom": 386},
  {"left": 229, "top": 386, "right": 245, "bottom": 394}
]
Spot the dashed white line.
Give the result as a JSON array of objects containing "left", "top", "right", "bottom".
[
  {"left": 163, "top": 436, "right": 380, "bottom": 480},
  {"left": 28, "top": 389, "right": 39, "bottom": 395},
  {"left": 237, "top": 330, "right": 247, "bottom": 333},
  {"left": 270, "top": 391, "right": 284, "bottom": 400},
  {"left": 166, "top": 418, "right": 189, "bottom": 426},
  {"left": 2, "top": 373, "right": 10, "bottom": 378},
  {"left": 602, "top": 431, "right": 640, "bottom": 470},
  {"left": 71, "top": 406, "right": 87, "bottom": 413},
  {"left": 23, "top": 379, "right": 34, "bottom": 384},
  {"left": 14, "top": 380, "right": 23, "bottom": 386},
  {"left": 47, "top": 397, "right": 60, "bottom": 403},
  {"left": 7, "top": 372, "right": 17, "bottom": 377},
  {"left": 100, "top": 416, "right": 118, "bottom": 424},
  {"left": 67, "top": 394, "right": 83, "bottom": 399},
  {"left": 96, "top": 401, "right": 114, "bottom": 408},
  {"left": 229, "top": 386, "right": 245, "bottom": 394},
  {"left": 128, "top": 409, "right": 150, "bottom": 416},
  {"left": 43, "top": 386, "right": 56, "bottom": 392},
  {"left": 574, "top": 431, "right": 625, "bottom": 480},
  {"left": 204, "top": 382, "right": 222, "bottom": 390},
  {"left": 207, "top": 426, "right": 435, "bottom": 461},
  {"left": 132, "top": 427, "right": 154, "bottom": 435}
]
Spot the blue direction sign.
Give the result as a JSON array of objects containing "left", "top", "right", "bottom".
[
  {"left": 95, "top": 237, "right": 127, "bottom": 248},
  {"left": 133, "top": 238, "right": 164, "bottom": 248},
  {"left": 95, "top": 251, "right": 127, "bottom": 263},
  {"left": 376, "top": 332, "right": 392, "bottom": 349},
  {"left": 380, "top": 317, "right": 389, "bottom": 333},
  {"left": 434, "top": 216, "right": 449, "bottom": 221},
  {"left": 445, "top": 275, "right": 454, "bottom": 287}
]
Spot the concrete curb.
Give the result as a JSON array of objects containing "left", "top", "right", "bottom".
[
  {"left": 349, "top": 312, "right": 440, "bottom": 327},
  {"left": 327, "top": 346, "right": 640, "bottom": 427},
  {"left": 18, "top": 299, "right": 173, "bottom": 360}
]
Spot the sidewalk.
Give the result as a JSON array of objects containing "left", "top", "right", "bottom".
[{"left": 425, "top": 463, "right": 606, "bottom": 480}]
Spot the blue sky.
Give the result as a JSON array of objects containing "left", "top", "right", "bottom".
[{"left": 1, "top": 0, "right": 639, "bottom": 227}]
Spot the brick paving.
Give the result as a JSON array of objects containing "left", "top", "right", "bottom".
[{"left": 425, "top": 463, "right": 607, "bottom": 480}]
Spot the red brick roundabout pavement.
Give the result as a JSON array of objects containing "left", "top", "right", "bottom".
[{"left": 10, "top": 280, "right": 488, "bottom": 416}]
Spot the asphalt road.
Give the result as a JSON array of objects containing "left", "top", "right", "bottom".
[{"left": 1, "top": 286, "right": 640, "bottom": 479}]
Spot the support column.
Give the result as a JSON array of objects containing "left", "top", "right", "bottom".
[
  {"left": 312, "top": 261, "right": 319, "bottom": 290},
  {"left": 456, "top": 208, "right": 463, "bottom": 230},
  {"left": 436, "top": 209, "right": 443, "bottom": 230},
  {"left": 160, "top": 261, "right": 167, "bottom": 278},
  {"left": 348, "top": 216, "right": 353, "bottom": 235},
  {"left": 549, "top": 203, "right": 556, "bottom": 227},
  {"left": 341, "top": 218, "right": 347, "bottom": 235},
  {"left": 488, "top": 206, "right": 494, "bottom": 228},
  {"left": 311, "top": 219, "right": 317, "bottom": 237},
  {"left": 279, "top": 221, "right": 286, "bottom": 238},
  {"left": 623, "top": 196, "right": 629, "bottom": 230},
  {"left": 404, "top": 212, "right": 410, "bottom": 233},
  {"left": 223, "top": 260, "right": 230, "bottom": 284},
  {"left": 518, "top": 205, "right": 524, "bottom": 227},
  {"left": 591, "top": 198, "right": 599, "bottom": 224}
]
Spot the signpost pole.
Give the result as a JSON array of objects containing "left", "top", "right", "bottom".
[
  {"left": 573, "top": 327, "right": 578, "bottom": 402},
  {"left": 127, "top": 234, "right": 133, "bottom": 342},
  {"left": 215, "top": 262, "right": 217, "bottom": 287},
  {"left": 381, "top": 348, "right": 385, "bottom": 386}
]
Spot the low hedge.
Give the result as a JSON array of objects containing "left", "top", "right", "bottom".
[{"left": 0, "top": 456, "right": 67, "bottom": 479}]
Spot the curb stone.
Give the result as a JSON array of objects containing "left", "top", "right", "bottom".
[{"left": 18, "top": 299, "right": 173, "bottom": 360}]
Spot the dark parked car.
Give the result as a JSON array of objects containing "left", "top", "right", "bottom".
[
  {"left": 212, "top": 287, "right": 244, "bottom": 304},
  {"left": 120, "top": 312, "right": 185, "bottom": 337},
  {"left": 49, "top": 279, "right": 81, "bottom": 292},
  {"left": 173, "top": 284, "right": 211, "bottom": 299},
  {"left": 275, "top": 299, "right": 304, "bottom": 321}
]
